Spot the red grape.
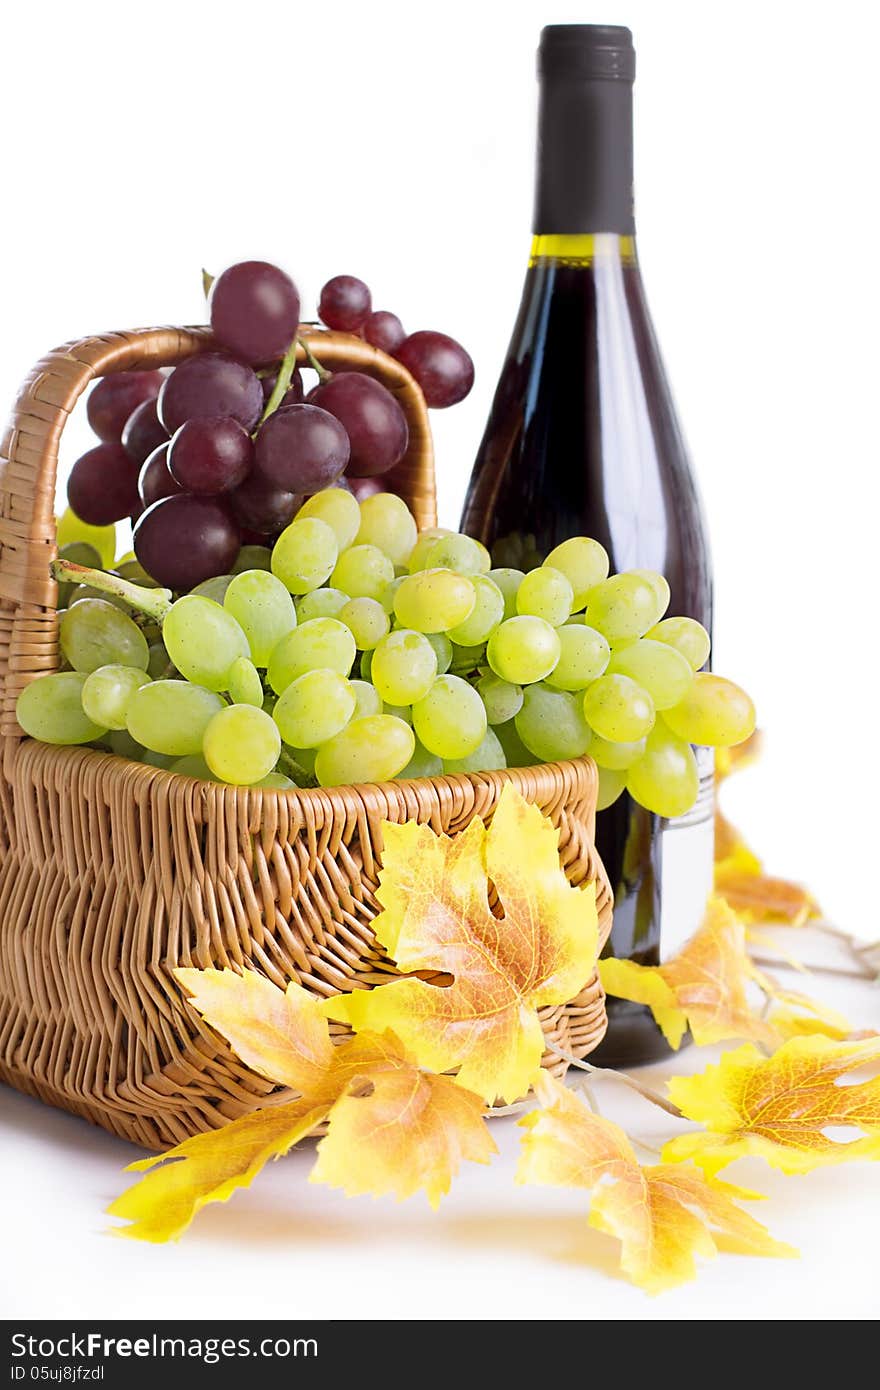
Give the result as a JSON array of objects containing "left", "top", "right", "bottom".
[
  {"left": 86, "top": 370, "right": 164, "bottom": 443},
  {"left": 67, "top": 443, "right": 140, "bottom": 525},
  {"left": 122, "top": 399, "right": 168, "bottom": 465},
  {"left": 209, "top": 261, "right": 301, "bottom": 365},
  {"left": 308, "top": 373, "right": 408, "bottom": 477},
  {"left": 158, "top": 353, "right": 262, "bottom": 434},
  {"left": 363, "top": 311, "right": 406, "bottom": 354},
  {"left": 395, "top": 331, "right": 474, "bottom": 408},
  {"left": 168, "top": 417, "right": 254, "bottom": 495},
  {"left": 261, "top": 366, "right": 304, "bottom": 408},
  {"left": 230, "top": 472, "right": 302, "bottom": 535},
  {"left": 254, "top": 404, "right": 350, "bottom": 494},
  {"left": 318, "top": 276, "right": 371, "bottom": 332},
  {"left": 134, "top": 495, "right": 240, "bottom": 589},
  {"left": 138, "top": 444, "right": 185, "bottom": 508},
  {"left": 347, "top": 476, "right": 386, "bottom": 502}
]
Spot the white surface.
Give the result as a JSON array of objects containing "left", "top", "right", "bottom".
[
  {"left": 1, "top": 932, "right": 877, "bottom": 1320},
  {"left": 1, "top": 0, "right": 879, "bottom": 1323}
]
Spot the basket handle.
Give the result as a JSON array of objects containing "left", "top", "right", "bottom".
[{"left": 0, "top": 325, "right": 436, "bottom": 739}]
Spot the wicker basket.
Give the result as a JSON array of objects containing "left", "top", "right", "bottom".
[{"left": 0, "top": 326, "right": 611, "bottom": 1151}]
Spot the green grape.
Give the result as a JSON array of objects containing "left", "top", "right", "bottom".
[
  {"left": 486, "top": 615, "right": 561, "bottom": 685},
  {"left": 477, "top": 672, "right": 524, "bottom": 725},
  {"left": 126, "top": 681, "right": 224, "bottom": 756},
  {"left": 487, "top": 567, "right": 525, "bottom": 620},
  {"left": 349, "top": 679, "right": 383, "bottom": 719},
  {"left": 371, "top": 629, "right": 438, "bottom": 704},
  {"left": 224, "top": 569, "right": 296, "bottom": 667},
  {"left": 544, "top": 623, "right": 610, "bottom": 691},
  {"left": 81, "top": 664, "right": 150, "bottom": 730},
  {"left": 630, "top": 569, "right": 670, "bottom": 621},
  {"left": 142, "top": 750, "right": 174, "bottom": 769},
  {"left": 271, "top": 516, "right": 338, "bottom": 594},
  {"left": 273, "top": 669, "right": 356, "bottom": 748},
  {"left": 584, "top": 573, "right": 663, "bottom": 642},
  {"left": 297, "top": 587, "right": 349, "bottom": 621},
  {"left": 426, "top": 632, "right": 453, "bottom": 674},
  {"left": 596, "top": 765, "right": 626, "bottom": 810},
  {"left": 516, "top": 565, "right": 573, "bottom": 626},
  {"left": 647, "top": 616, "right": 711, "bottom": 672},
  {"left": 582, "top": 673, "right": 655, "bottom": 743},
  {"left": 423, "top": 531, "right": 486, "bottom": 576},
  {"left": 285, "top": 744, "right": 317, "bottom": 775},
  {"left": 382, "top": 704, "right": 412, "bottom": 724},
  {"left": 339, "top": 596, "right": 390, "bottom": 650},
  {"left": 162, "top": 595, "right": 249, "bottom": 691},
  {"left": 412, "top": 675, "right": 487, "bottom": 759},
  {"left": 331, "top": 543, "right": 395, "bottom": 600},
  {"left": 56, "top": 508, "right": 116, "bottom": 567},
  {"left": 203, "top": 705, "right": 281, "bottom": 786},
  {"left": 543, "top": 537, "right": 609, "bottom": 610},
  {"left": 472, "top": 539, "right": 492, "bottom": 574},
  {"left": 17, "top": 672, "right": 107, "bottom": 745},
  {"left": 515, "top": 684, "right": 592, "bottom": 761},
  {"left": 450, "top": 642, "right": 487, "bottom": 673},
  {"left": 589, "top": 731, "right": 646, "bottom": 769},
  {"left": 356, "top": 493, "right": 418, "bottom": 565},
  {"left": 169, "top": 754, "right": 218, "bottom": 782},
  {"left": 494, "top": 717, "right": 535, "bottom": 768},
  {"left": 446, "top": 575, "right": 505, "bottom": 646},
  {"left": 627, "top": 724, "right": 699, "bottom": 817},
  {"left": 443, "top": 727, "right": 507, "bottom": 774},
  {"left": 662, "top": 673, "right": 756, "bottom": 748},
  {"left": 107, "top": 728, "right": 143, "bottom": 761},
  {"left": 380, "top": 575, "right": 406, "bottom": 616},
  {"left": 297, "top": 488, "right": 361, "bottom": 549},
  {"left": 227, "top": 656, "right": 264, "bottom": 707},
  {"left": 147, "top": 643, "right": 169, "bottom": 679},
  {"left": 400, "top": 738, "right": 444, "bottom": 779},
  {"left": 56, "top": 542, "right": 103, "bottom": 606},
  {"left": 393, "top": 569, "right": 476, "bottom": 632},
  {"left": 607, "top": 638, "right": 694, "bottom": 711},
  {"left": 257, "top": 771, "right": 296, "bottom": 790},
  {"left": 267, "top": 618, "right": 357, "bottom": 694},
  {"left": 232, "top": 545, "right": 273, "bottom": 574},
  {"left": 407, "top": 527, "right": 453, "bottom": 572},
  {"left": 314, "top": 715, "right": 415, "bottom": 786},
  {"left": 191, "top": 574, "right": 235, "bottom": 604},
  {"left": 115, "top": 560, "right": 158, "bottom": 588},
  {"left": 359, "top": 649, "right": 373, "bottom": 681},
  {"left": 68, "top": 584, "right": 130, "bottom": 613},
  {"left": 59, "top": 599, "right": 149, "bottom": 674}
]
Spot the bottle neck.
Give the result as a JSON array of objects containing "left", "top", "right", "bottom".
[
  {"left": 529, "top": 233, "right": 637, "bottom": 267},
  {"left": 532, "top": 75, "right": 635, "bottom": 236}
]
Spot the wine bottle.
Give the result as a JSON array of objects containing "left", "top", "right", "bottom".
[{"left": 461, "top": 24, "right": 714, "bottom": 1066}]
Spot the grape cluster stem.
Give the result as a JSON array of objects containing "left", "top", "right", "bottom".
[{"left": 50, "top": 559, "right": 172, "bottom": 622}]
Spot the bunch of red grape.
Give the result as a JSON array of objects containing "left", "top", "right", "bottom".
[{"left": 66, "top": 260, "right": 474, "bottom": 592}]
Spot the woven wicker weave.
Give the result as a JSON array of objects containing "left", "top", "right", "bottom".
[{"left": 0, "top": 326, "right": 611, "bottom": 1150}]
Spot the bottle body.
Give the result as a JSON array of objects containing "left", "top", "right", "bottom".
[{"left": 461, "top": 27, "right": 713, "bottom": 1064}]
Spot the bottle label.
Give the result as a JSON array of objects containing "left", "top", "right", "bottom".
[{"left": 658, "top": 747, "right": 715, "bottom": 961}]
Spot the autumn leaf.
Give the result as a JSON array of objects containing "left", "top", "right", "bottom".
[
  {"left": 517, "top": 1074, "right": 795, "bottom": 1294},
  {"left": 109, "top": 970, "right": 496, "bottom": 1240},
  {"left": 663, "top": 1036, "right": 880, "bottom": 1176},
  {"left": 327, "top": 783, "right": 599, "bottom": 1104},
  {"left": 599, "top": 896, "right": 778, "bottom": 1050}
]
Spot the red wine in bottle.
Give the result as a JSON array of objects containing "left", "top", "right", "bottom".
[{"left": 461, "top": 25, "right": 714, "bottom": 1066}]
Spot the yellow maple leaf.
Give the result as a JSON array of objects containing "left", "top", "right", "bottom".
[
  {"left": 327, "top": 783, "right": 599, "bottom": 1104},
  {"left": 663, "top": 1036, "right": 880, "bottom": 1176},
  {"left": 599, "top": 896, "right": 778, "bottom": 1050},
  {"left": 109, "top": 970, "right": 496, "bottom": 1240},
  {"left": 517, "top": 1074, "right": 795, "bottom": 1294}
]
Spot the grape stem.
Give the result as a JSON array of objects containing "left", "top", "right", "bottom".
[
  {"left": 50, "top": 560, "right": 172, "bottom": 623},
  {"left": 258, "top": 336, "right": 300, "bottom": 426},
  {"left": 202, "top": 268, "right": 215, "bottom": 298},
  {"left": 277, "top": 748, "right": 318, "bottom": 789},
  {"left": 543, "top": 1039, "right": 684, "bottom": 1119},
  {"left": 298, "top": 338, "right": 331, "bottom": 384}
]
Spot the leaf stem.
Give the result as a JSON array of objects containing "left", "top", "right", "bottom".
[
  {"left": 543, "top": 1040, "right": 684, "bottom": 1119},
  {"left": 50, "top": 560, "right": 172, "bottom": 623}
]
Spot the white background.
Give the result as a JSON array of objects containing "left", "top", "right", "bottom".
[{"left": 1, "top": 0, "right": 878, "bottom": 1322}]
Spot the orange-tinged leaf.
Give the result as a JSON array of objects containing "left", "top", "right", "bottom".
[
  {"left": 108, "top": 1099, "right": 330, "bottom": 1242},
  {"left": 517, "top": 1075, "right": 795, "bottom": 1294},
  {"left": 311, "top": 1035, "right": 497, "bottom": 1208},
  {"left": 664, "top": 1036, "right": 880, "bottom": 1176},
  {"left": 599, "top": 897, "right": 778, "bottom": 1050},
  {"left": 327, "top": 783, "right": 599, "bottom": 1103}
]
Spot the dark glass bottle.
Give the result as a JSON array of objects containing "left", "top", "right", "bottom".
[{"left": 461, "top": 24, "right": 714, "bottom": 1066}]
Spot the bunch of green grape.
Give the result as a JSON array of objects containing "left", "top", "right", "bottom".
[{"left": 18, "top": 490, "right": 755, "bottom": 812}]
